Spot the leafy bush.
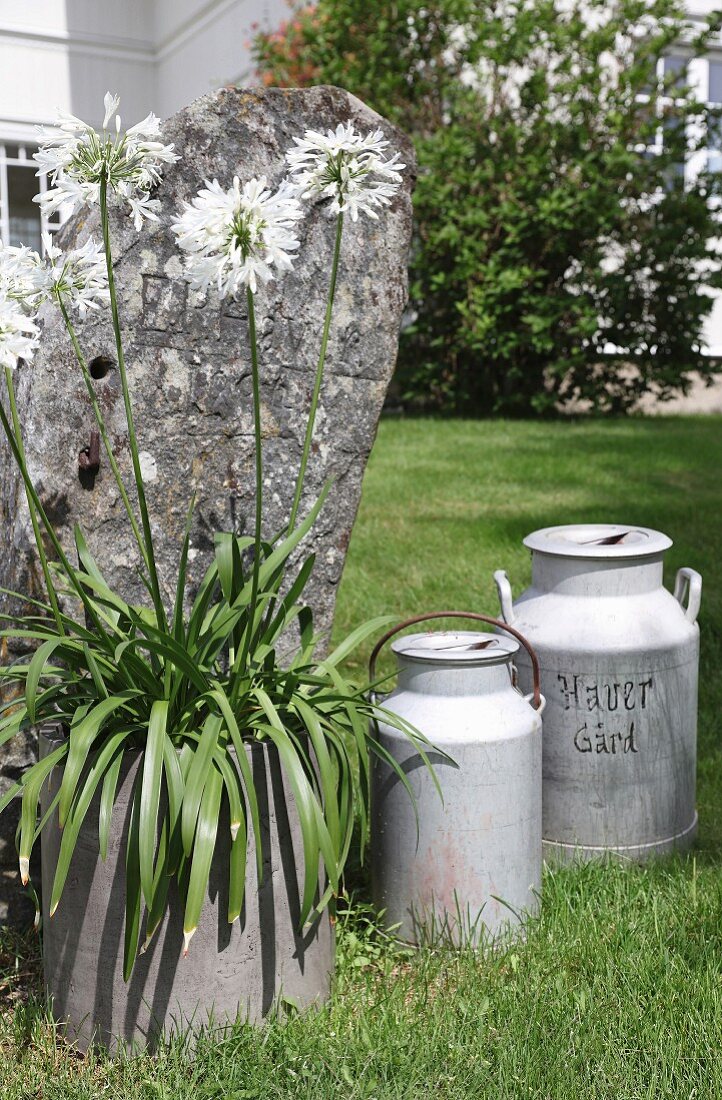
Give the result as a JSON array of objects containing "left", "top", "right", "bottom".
[{"left": 255, "top": 0, "right": 722, "bottom": 414}]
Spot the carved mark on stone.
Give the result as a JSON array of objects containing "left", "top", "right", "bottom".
[{"left": 142, "top": 275, "right": 188, "bottom": 333}]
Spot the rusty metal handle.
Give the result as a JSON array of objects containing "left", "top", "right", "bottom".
[{"left": 368, "top": 611, "right": 543, "bottom": 710}]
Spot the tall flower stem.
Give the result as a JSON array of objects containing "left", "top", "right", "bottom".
[
  {"left": 3, "top": 368, "right": 65, "bottom": 635},
  {"left": 58, "top": 297, "right": 149, "bottom": 578},
  {"left": 231, "top": 286, "right": 263, "bottom": 698},
  {"left": 0, "top": 398, "right": 114, "bottom": 648},
  {"left": 287, "top": 213, "right": 344, "bottom": 534},
  {"left": 99, "top": 175, "right": 166, "bottom": 630}
]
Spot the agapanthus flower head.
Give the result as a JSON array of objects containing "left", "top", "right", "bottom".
[
  {"left": 0, "top": 294, "right": 40, "bottom": 370},
  {"left": 0, "top": 241, "right": 45, "bottom": 307},
  {"left": 34, "top": 92, "right": 179, "bottom": 230},
  {"left": 172, "top": 175, "right": 303, "bottom": 296},
  {"left": 42, "top": 234, "right": 110, "bottom": 316},
  {"left": 286, "top": 121, "right": 405, "bottom": 221}
]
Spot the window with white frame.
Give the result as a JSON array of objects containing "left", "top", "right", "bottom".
[
  {"left": 0, "top": 141, "right": 60, "bottom": 251},
  {"left": 634, "top": 54, "right": 688, "bottom": 182},
  {"left": 658, "top": 54, "right": 687, "bottom": 181},
  {"left": 706, "top": 55, "right": 722, "bottom": 172}
]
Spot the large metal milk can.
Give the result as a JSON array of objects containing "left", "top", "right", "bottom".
[
  {"left": 494, "top": 524, "right": 702, "bottom": 863},
  {"left": 370, "top": 612, "right": 544, "bottom": 946}
]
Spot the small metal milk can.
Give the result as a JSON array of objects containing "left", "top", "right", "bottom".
[
  {"left": 494, "top": 524, "right": 702, "bottom": 863},
  {"left": 370, "top": 612, "right": 545, "bottom": 947}
]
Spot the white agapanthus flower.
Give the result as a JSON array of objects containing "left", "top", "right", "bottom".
[
  {"left": 0, "top": 234, "right": 110, "bottom": 318},
  {"left": 42, "top": 234, "right": 110, "bottom": 316},
  {"left": 0, "top": 294, "right": 40, "bottom": 370},
  {"left": 286, "top": 122, "right": 405, "bottom": 221},
  {"left": 172, "top": 176, "right": 303, "bottom": 296},
  {"left": 0, "top": 241, "right": 46, "bottom": 307},
  {"left": 34, "top": 92, "right": 179, "bottom": 230}
]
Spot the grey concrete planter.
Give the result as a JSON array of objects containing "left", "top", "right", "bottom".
[{"left": 39, "top": 729, "right": 334, "bottom": 1052}]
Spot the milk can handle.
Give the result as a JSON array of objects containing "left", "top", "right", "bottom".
[
  {"left": 673, "top": 567, "right": 702, "bottom": 624},
  {"left": 368, "top": 611, "right": 543, "bottom": 710},
  {"left": 494, "top": 570, "right": 515, "bottom": 624}
]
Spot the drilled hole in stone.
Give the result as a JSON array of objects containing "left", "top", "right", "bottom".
[{"left": 89, "top": 355, "right": 115, "bottom": 380}]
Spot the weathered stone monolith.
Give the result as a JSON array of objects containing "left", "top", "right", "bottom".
[{"left": 0, "top": 86, "right": 415, "bottom": 918}]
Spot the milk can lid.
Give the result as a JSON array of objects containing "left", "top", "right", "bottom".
[
  {"left": 391, "top": 631, "right": 519, "bottom": 664},
  {"left": 523, "top": 524, "right": 672, "bottom": 559}
]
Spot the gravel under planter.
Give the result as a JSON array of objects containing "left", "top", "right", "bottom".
[{"left": 39, "top": 728, "right": 334, "bottom": 1052}]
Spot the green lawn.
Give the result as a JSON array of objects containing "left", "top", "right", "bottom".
[{"left": 2, "top": 417, "right": 721, "bottom": 1099}]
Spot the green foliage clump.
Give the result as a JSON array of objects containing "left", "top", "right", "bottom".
[{"left": 255, "top": 0, "right": 722, "bottom": 414}]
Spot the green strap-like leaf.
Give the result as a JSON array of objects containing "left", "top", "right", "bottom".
[
  {"left": 181, "top": 714, "right": 221, "bottom": 856},
  {"left": 213, "top": 748, "right": 243, "bottom": 842},
  {"left": 119, "top": 635, "right": 210, "bottom": 696},
  {"left": 74, "top": 525, "right": 121, "bottom": 627},
  {"left": 318, "top": 614, "right": 396, "bottom": 671},
  {"left": 293, "top": 697, "right": 341, "bottom": 856},
  {"left": 123, "top": 776, "right": 143, "bottom": 982},
  {"left": 25, "top": 638, "right": 66, "bottom": 724},
  {"left": 250, "top": 693, "right": 327, "bottom": 926},
  {"left": 227, "top": 809, "right": 247, "bottom": 926},
  {"left": 182, "top": 765, "right": 222, "bottom": 955},
  {"left": 83, "top": 642, "right": 110, "bottom": 701},
  {"left": 371, "top": 700, "right": 447, "bottom": 803},
  {"left": 59, "top": 692, "right": 141, "bottom": 827},
  {"left": 197, "top": 489, "right": 330, "bottom": 670},
  {"left": 207, "top": 684, "right": 263, "bottom": 880},
  {"left": 142, "top": 815, "right": 172, "bottom": 952},
  {"left": 215, "top": 532, "right": 243, "bottom": 603},
  {"left": 171, "top": 496, "right": 196, "bottom": 646},
  {"left": 185, "top": 560, "right": 221, "bottom": 649},
  {"left": 329, "top": 668, "right": 371, "bottom": 849},
  {"left": 162, "top": 737, "right": 190, "bottom": 875},
  {"left": 260, "top": 553, "right": 315, "bottom": 650},
  {"left": 18, "top": 742, "right": 69, "bottom": 884},
  {"left": 138, "top": 699, "right": 169, "bottom": 908},
  {"left": 98, "top": 748, "right": 124, "bottom": 862},
  {"left": 50, "top": 729, "right": 132, "bottom": 916}
]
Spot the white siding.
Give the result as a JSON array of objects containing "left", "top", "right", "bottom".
[
  {"left": 153, "top": 0, "right": 289, "bottom": 118},
  {"left": 0, "top": 0, "right": 288, "bottom": 131}
]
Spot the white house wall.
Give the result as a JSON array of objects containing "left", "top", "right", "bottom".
[
  {"left": 0, "top": 0, "right": 287, "bottom": 132},
  {"left": 153, "top": 0, "right": 289, "bottom": 118},
  {"left": 0, "top": 1, "right": 153, "bottom": 133}
]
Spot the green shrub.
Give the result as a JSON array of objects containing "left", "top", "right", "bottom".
[{"left": 255, "top": 0, "right": 722, "bottom": 414}]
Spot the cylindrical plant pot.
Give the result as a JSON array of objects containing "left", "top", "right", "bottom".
[{"left": 39, "top": 729, "right": 334, "bottom": 1052}]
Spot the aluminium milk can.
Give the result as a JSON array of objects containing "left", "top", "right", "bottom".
[
  {"left": 494, "top": 524, "right": 702, "bottom": 863},
  {"left": 370, "top": 612, "right": 544, "bottom": 946}
]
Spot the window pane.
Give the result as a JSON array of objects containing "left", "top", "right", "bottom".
[
  {"left": 2, "top": 143, "right": 19, "bottom": 160},
  {"left": 664, "top": 54, "right": 687, "bottom": 92},
  {"left": 710, "top": 60, "right": 722, "bottom": 104},
  {"left": 7, "top": 164, "right": 41, "bottom": 250}
]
